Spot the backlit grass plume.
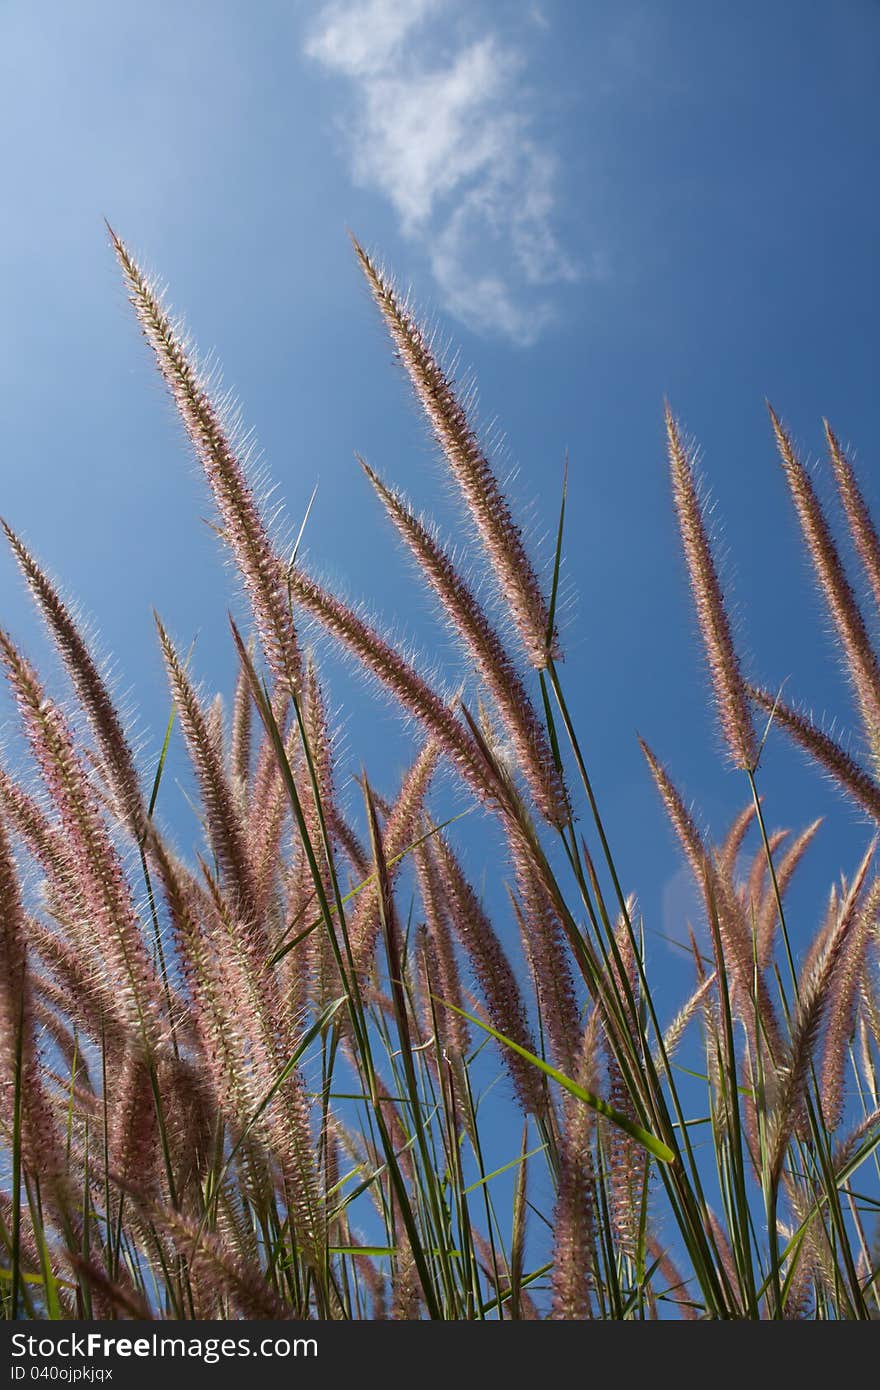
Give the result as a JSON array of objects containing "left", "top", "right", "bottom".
[
  {"left": 769, "top": 405, "right": 880, "bottom": 767},
  {"left": 665, "top": 405, "right": 756, "bottom": 769},
  {"left": 360, "top": 460, "right": 569, "bottom": 826},
  {"left": 1, "top": 521, "right": 147, "bottom": 841},
  {"left": 109, "top": 226, "right": 303, "bottom": 698},
  {"left": 824, "top": 421, "right": 880, "bottom": 619},
  {"left": 751, "top": 687, "right": 880, "bottom": 823},
  {"left": 353, "top": 239, "right": 559, "bottom": 672}
]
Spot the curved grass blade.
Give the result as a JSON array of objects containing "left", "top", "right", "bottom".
[{"left": 434, "top": 998, "right": 675, "bottom": 1163}]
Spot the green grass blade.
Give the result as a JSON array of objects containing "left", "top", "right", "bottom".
[{"left": 434, "top": 998, "right": 675, "bottom": 1163}]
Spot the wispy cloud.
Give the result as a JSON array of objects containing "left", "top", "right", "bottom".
[{"left": 305, "top": 0, "right": 580, "bottom": 345}]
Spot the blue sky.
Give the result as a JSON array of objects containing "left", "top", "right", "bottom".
[{"left": 1, "top": 0, "right": 879, "bottom": 1056}]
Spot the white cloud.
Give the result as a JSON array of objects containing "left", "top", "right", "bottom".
[
  {"left": 304, "top": 0, "right": 439, "bottom": 78},
  {"left": 304, "top": 0, "right": 579, "bottom": 344}
]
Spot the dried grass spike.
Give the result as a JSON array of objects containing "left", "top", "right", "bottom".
[
  {"left": 156, "top": 617, "right": 258, "bottom": 924},
  {"left": 361, "top": 461, "right": 569, "bottom": 825},
  {"left": 1, "top": 521, "right": 146, "bottom": 838},
  {"left": 666, "top": 406, "right": 755, "bottom": 768},
  {"left": 109, "top": 226, "right": 302, "bottom": 695},
  {"left": 820, "top": 876, "right": 880, "bottom": 1128},
  {"left": 751, "top": 686, "right": 880, "bottom": 823},
  {"left": 825, "top": 420, "right": 880, "bottom": 619},
  {"left": 769, "top": 839, "right": 876, "bottom": 1179},
  {"left": 285, "top": 564, "right": 493, "bottom": 803},
  {"left": 353, "top": 239, "right": 557, "bottom": 669},
  {"left": 769, "top": 406, "right": 880, "bottom": 759}
]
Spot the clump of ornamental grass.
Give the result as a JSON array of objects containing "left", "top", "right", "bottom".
[{"left": 0, "top": 230, "right": 877, "bottom": 1322}]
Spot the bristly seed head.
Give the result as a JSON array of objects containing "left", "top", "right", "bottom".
[
  {"left": 108, "top": 225, "right": 302, "bottom": 698},
  {"left": 353, "top": 237, "right": 559, "bottom": 671},
  {"left": 360, "top": 459, "right": 569, "bottom": 826},
  {"left": 825, "top": 418, "right": 880, "bottom": 620},
  {"left": 750, "top": 685, "right": 880, "bottom": 824},
  {"left": 769, "top": 405, "right": 880, "bottom": 767},
  {"left": 666, "top": 406, "right": 756, "bottom": 770}
]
